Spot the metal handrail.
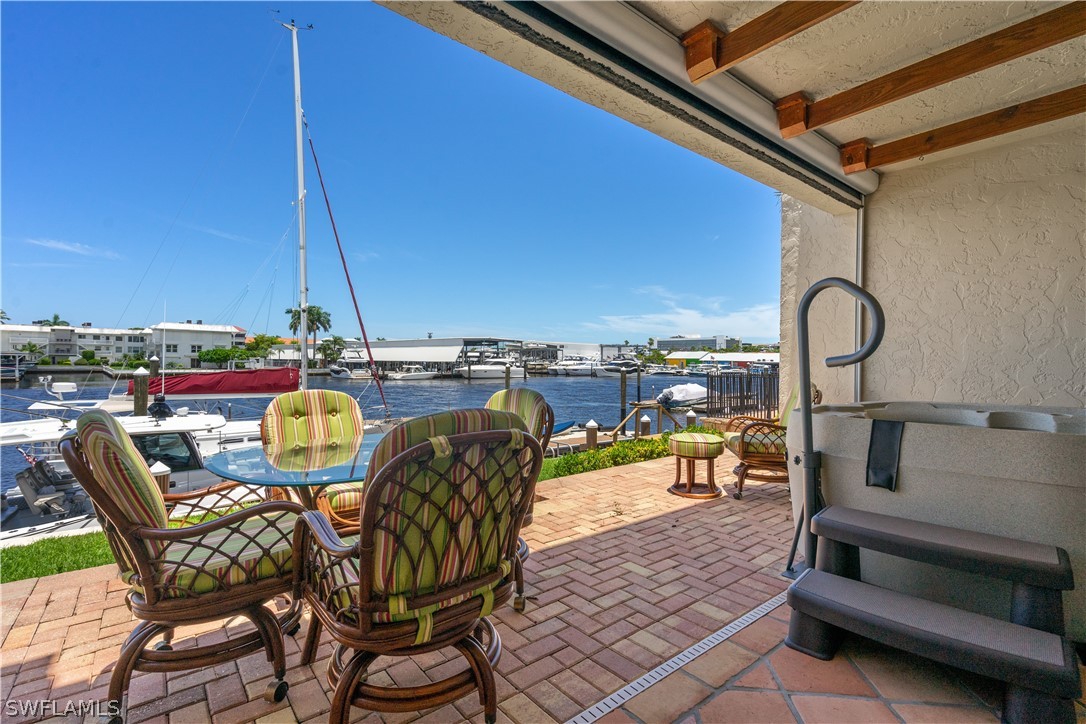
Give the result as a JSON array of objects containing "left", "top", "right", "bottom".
[{"left": 787, "top": 277, "right": 885, "bottom": 576}]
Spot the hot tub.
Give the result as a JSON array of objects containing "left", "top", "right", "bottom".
[{"left": 787, "top": 401, "right": 1086, "bottom": 641}]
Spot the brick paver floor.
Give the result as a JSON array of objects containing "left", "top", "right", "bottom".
[{"left": 3, "top": 454, "right": 1080, "bottom": 722}]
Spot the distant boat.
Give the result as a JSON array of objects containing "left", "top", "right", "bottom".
[
  {"left": 329, "top": 361, "right": 374, "bottom": 380},
  {"left": 563, "top": 359, "right": 599, "bottom": 377},
  {"left": 646, "top": 364, "right": 688, "bottom": 376},
  {"left": 387, "top": 365, "right": 438, "bottom": 381},
  {"left": 655, "top": 382, "right": 708, "bottom": 409},
  {"left": 453, "top": 357, "right": 524, "bottom": 379},
  {"left": 594, "top": 359, "right": 641, "bottom": 377},
  {"left": 547, "top": 355, "right": 590, "bottom": 375}
]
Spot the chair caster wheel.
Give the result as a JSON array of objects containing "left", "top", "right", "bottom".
[
  {"left": 732, "top": 492, "right": 742, "bottom": 500},
  {"left": 513, "top": 596, "right": 526, "bottom": 612},
  {"left": 286, "top": 623, "right": 301, "bottom": 636},
  {"left": 265, "top": 679, "right": 289, "bottom": 703},
  {"left": 153, "top": 641, "right": 173, "bottom": 651}
]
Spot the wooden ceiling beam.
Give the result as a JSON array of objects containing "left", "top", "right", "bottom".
[
  {"left": 681, "top": 2, "right": 859, "bottom": 84},
  {"left": 840, "top": 85, "right": 1086, "bottom": 174},
  {"left": 778, "top": 3, "right": 1086, "bottom": 138}
]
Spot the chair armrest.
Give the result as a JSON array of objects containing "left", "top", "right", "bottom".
[
  {"left": 724, "top": 415, "right": 777, "bottom": 432},
  {"left": 737, "top": 421, "right": 787, "bottom": 455},
  {"left": 292, "top": 510, "right": 359, "bottom": 602}
]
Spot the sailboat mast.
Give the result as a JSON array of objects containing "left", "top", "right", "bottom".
[{"left": 285, "top": 20, "right": 309, "bottom": 390}]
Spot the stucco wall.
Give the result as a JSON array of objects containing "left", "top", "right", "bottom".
[
  {"left": 863, "top": 126, "right": 1085, "bottom": 406},
  {"left": 783, "top": 125, "right": 1085, "bottom": 408},
  {"left": 779, "top": 197, "right": 856, "bottom": 408}
]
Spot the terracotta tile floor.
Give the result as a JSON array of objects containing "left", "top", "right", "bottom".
[{"left": 1, "top": 454, "right": 1083, "bottom": 723}]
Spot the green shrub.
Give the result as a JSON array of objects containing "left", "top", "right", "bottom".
[
  {"left": 549, "top": 435, "right": 674, "bottom": 479},
  {"left": 56, "top": 359, "right": 72, "bottom": 365}
]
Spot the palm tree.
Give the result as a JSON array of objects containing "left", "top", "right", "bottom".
[
  {"left": 316, "top": 335, "right": 347, "bottom": 368},
  {"left": 0, "top": 309, "right": 9, "bottom": 324},
  {"left": 43, "top": 313, "right": 69, "bottom": 327},
  {"left": 285, "top": 306, "right": 333, "bottom": 359},
  {"left": 17, "top": 342, "right": 44, "bottom": 361}
]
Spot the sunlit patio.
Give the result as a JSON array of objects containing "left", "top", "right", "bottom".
[{"left": 2, "top": 454, "right": 1081, "bottom": 723}]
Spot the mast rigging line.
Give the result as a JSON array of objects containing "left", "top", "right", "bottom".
[{"left": 303, "top": 116, "right": 390, "bottom": 418}]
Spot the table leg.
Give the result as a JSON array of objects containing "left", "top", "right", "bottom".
[{"left": 674, "top": 457, "right": 682, "bottom": 487}]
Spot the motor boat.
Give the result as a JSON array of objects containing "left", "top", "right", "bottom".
[
  {"left": 547, "top": 355, "right": 590, "bottom": 375},
  {"left": 387, "top": 365, "right": 438, "bottom": 381},
  {"left": 563, "top": 359, "right": 599, "bottom": 377},
  {"left": 655, "top": 382, "right": 708, "bottom": 409},
  {"left": 453, "top": 357, "right": 525, "bottom": 379}
]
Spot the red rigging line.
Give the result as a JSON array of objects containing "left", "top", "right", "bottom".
[{"left": 304, "top": 118, "right": 390, "bottom": 418}]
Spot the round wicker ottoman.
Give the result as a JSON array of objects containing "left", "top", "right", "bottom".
[{"left": 667, "top": 432, "right": 725, "bottom": 499}]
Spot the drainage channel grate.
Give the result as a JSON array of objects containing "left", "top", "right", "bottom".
[{"left": 566, "top": 591, "right": 788, "bottom": 724}]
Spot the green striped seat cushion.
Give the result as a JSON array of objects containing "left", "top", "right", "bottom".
[
  {"left": 323, "top": 481, "right": 364, "bottom": 512},
  {"left": 668, "top": 432, "right": 725, "bottom": 458},
  {"left": 122, "top": 510, "right": 298, "bottom": 598},
  {"left": 485, "top": 388, "right": 549, "bottom": 440},
  {"left": 722, "top": 429, "right": 786, "bottom": 456},
  {"left": 261, "top": 389, "right": 364, "bottom": 446},
  {"left": 77, "top": 410, "right": 168, "bottom": 555}
]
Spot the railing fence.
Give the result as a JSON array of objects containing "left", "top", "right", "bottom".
[{"left": 704, "top": 368, "right": 780, "bottom": 419}]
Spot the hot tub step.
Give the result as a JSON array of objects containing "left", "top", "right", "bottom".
[
  {"left": 812, "top": 505, "right": 1072, "bottom": 589},
  {"left": 786, "top": 568, "right": 1081, "bottom": 724}
]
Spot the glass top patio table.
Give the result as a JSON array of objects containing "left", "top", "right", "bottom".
[{"left": 204, "top": 434, "right": 382, "bottom": 507}]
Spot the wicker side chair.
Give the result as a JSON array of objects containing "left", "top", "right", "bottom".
[
  {"left": 293, "top": 409, "right": 543, "bottom": 724},
  {"left": 484, "top": 388, "right": 555, "bottom": 611},
  {"left": 59, "top": 410, "right": 304, "bottom": 722},
  {"left": 261, "top": 388, "right": 367, "bottom": 530},
  {"left": 718, "top": 416, "right": 789, "bottom": 499}
]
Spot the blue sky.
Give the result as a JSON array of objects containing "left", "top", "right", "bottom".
[{"left": 1, "top": 2, "right": 782, "bottom": 344}]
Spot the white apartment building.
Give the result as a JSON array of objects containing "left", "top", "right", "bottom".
[
  {"left": 146, "top": 322, "right": 246, "bottom": 368},
  {"left": 0, "top": 324, "right": 147, "bottom": 362}
]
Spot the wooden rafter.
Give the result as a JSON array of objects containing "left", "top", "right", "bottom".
[
  {"left": 839, "top": 85, "right": 1086, "bottom": 174},
  {"left": 777, "top": 3, "right": 1086, "bottom": 138},
  {"left": 680, "top": 2, "right": 859, "bottom": 84}
]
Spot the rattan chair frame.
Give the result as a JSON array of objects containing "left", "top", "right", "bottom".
[
  {"left": 59, "top": 436, "right": 306, "bottom": 719},
  {"left": 484, "top": 392, "right": 555, "bottom": 611},
  {"left": 294, "top": 428, "right": 543, "bottom": 724},
  {"left": 721, "top": 415, "right": 789, "bottom": 499}
]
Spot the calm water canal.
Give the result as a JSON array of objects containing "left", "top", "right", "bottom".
[{"left": 1, "top": 372, "right": 694, "bottom": 492}]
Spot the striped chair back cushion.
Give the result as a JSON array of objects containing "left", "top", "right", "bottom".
[
  {"left": 261, "top": 389, "right": 364, "bottom": 446},
  {"left": 484, "top": 388, "right": 549, "bottom": 440},
  {"left": 76, "top": 410, "right": 168, "bottom": 538},
  {"left": 364, "top": 410, "right": 528, "bottom": 610}
]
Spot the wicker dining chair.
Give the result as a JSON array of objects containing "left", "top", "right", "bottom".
[
  {"left": 293, "top": 409, "right": 543, "bottom": 724},
  {"left": 58, "top": 410, "right": 305, "bottom": 721},
  {"left": 261, "top": 388, "right": 366, "bottom": 529},
  {"left": 484, "top": 387, "right": 555, "bottom": 610}
]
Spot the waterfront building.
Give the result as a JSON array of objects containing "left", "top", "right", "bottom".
[
  {"left": 145, "top": 322, "right": 246, "bottom": 369},
  {"left": 655, "top": 335, "right": 742, "bottom": 352}
]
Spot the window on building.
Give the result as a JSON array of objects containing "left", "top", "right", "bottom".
[
  {"left": 115, "top": 336, "right": 123, "bottom": 341},
  {"left": 191, "top": 345, "right": 202, "bottom": 354},
  {"left": 116, "top": 347, "right": 123, "bottom": 353},
  {"left": 93, "top": 335, "right": 100, "bottom": 340},
  {"left": 128, "top": 336, "right": 141, "bottom": 343},
  {"left": 166, "top": 344, "right": 178, "bottom": 353}
]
